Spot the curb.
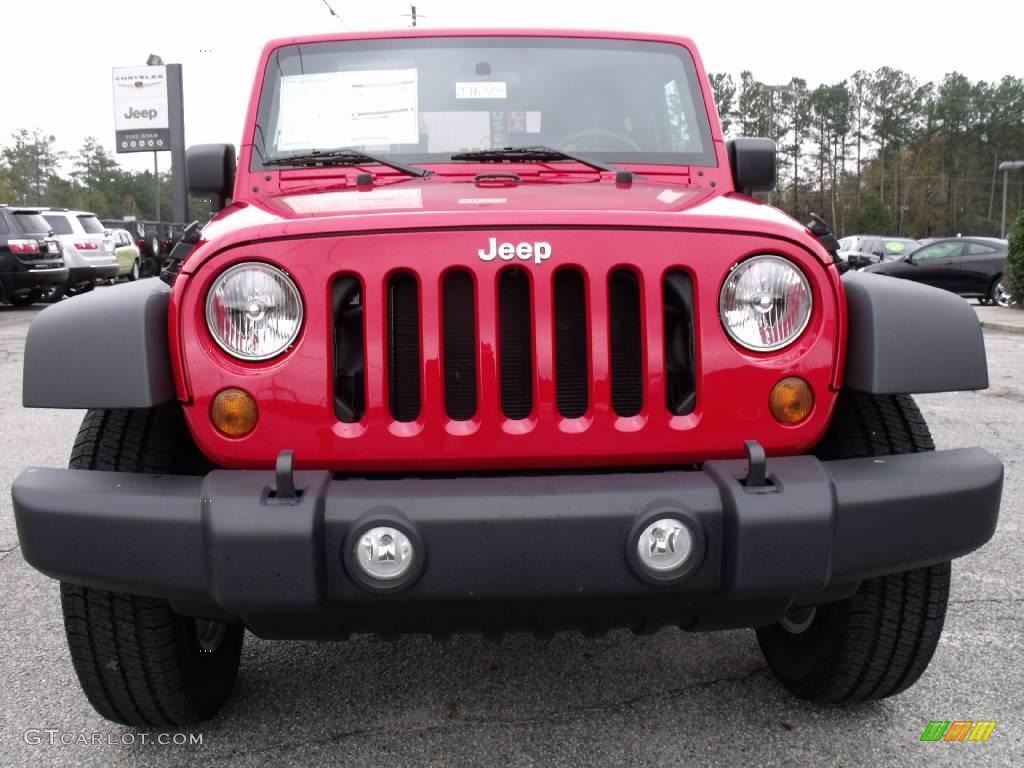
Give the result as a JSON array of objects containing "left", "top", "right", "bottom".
[{"left": 980, "top": 321, "right": 1024, "bottom": 334}]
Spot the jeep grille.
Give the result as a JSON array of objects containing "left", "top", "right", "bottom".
[{"left": 333, "top": 269, "right": 696, "bottom": 426}]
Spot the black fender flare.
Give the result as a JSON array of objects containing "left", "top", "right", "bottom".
[
  {"left": 842, "top": 271, "right": 988, "bottom": 394},
  {"left": 23, "top": 279, "right": 175, "bottom": 409}
]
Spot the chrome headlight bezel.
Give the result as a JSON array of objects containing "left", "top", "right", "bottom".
[
  {"left": 719, "top": 254, "right": 813, "bottom": 352},
  {"left": 205, "top": 261, "right": 304, "bottom": 361}
]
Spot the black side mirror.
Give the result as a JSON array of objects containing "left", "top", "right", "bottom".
[
  {"left": 727, "top": 137, "right": 776, "bottom": 195},
  {"left": 187, "top": 143, "right": 237, "bottom": 212}
]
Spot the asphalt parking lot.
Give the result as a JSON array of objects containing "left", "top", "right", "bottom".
[{"left": 0, "top": 296, "right": 1020, "bottom": 767}]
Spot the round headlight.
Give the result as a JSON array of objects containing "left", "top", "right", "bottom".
[
  {"left": 206, "top": 262, "right": 303, "bottom": 361},
  {"left": 720, "top": 255, "right": 812, "bottom": 351}
]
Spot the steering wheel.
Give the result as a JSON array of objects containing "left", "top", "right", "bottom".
[{"left": 558, "top": 128, "right": 642, "bottom": 153}]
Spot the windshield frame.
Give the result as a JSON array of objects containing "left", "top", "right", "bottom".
[{"left": 251, "top": 35, "right": 717, "bottom": 172}]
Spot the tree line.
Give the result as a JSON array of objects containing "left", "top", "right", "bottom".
[
  {"left": 711, "top": 68, "right": 1024, "bottom": 238},
  {"left": 0, "top": 129, "right": 208, "bottom": 222},
  {"left": 3, "top": 65, "right": 1023, "bottom": 237}
]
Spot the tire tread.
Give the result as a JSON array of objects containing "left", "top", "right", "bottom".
[
  {"left": 61, "top": 406, "right": 240, "bottom": 726},
  {"left": 757, "top": 391, "right": 950, "bottom": 704}
]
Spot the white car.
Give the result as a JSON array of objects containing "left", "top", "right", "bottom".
[{"left": 35, "top": 208, "right": 119, "bottom": 300}]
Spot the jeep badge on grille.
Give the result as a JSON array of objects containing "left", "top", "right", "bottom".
[{"left": 478, "top": 237, "right": 552, "bottom": 265}]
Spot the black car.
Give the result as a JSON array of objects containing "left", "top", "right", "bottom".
[
  {"left": 0, "top": 205, "right": 69, "bottom": 307},
  {"left": 864, "top": 237, "right": 1010, "bottom": 307}
]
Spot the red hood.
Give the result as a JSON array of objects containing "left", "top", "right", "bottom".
[{"left": 187, "top": 176, "right": 827, "bottom": 272}]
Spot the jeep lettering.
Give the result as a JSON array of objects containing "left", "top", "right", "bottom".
[
  {"left": 123, "top": 107, "right": 158, "bottom": 120},
  {"left": 478, "top": 237, "right": 551, "bottom": 264}
]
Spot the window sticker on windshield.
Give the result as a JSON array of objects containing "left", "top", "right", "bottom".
[
  {"left": 508, "top": 112, "right": 542, "bottom": 134},
  {"left": 455, "top": 82, "right": 508, "bottom": 99},
  {"left": 421, "top": 112, "right": 490, "bottom": 153},
  {"left": 276, "top": 69, "right": 418, "bottom": 151},
  {"left": 491, "top": 111, "right": 506, "bottom": 148},
  {"left": 885, "top": 241, "right": 907, "bottom": 253}
]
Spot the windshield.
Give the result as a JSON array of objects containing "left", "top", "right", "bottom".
[
  {"left": 254, "top": 37, "right": 715, "bottom": 168},
  {"left": 881, "top": 239, "right": 918, "bottom": 260}
]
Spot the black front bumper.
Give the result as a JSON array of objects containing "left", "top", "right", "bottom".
[{"left": 12, "top": 448, "right": 1002, "bottom": 639}]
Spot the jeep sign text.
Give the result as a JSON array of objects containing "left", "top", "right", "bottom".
[
  {"left": 478, "top": 237, "right": 552, "bottom": 264},
  {"left": 123, "top": 108, "right": 159, "bottom": 120}
]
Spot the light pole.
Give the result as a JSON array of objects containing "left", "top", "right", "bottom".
[
  {"left": 147, "top": 54, "right": 164, "bottom": 223},
  {"left": 999, "top": 161, "right": 1024, "bottom": 239}
]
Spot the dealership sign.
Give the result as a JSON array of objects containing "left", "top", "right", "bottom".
[{"left": 112, "top": 65, "right": 170, "bottom": 153}]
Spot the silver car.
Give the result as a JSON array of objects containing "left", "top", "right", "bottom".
[{"left": 36, "top": 208, "right": 120, "bottom": 299}]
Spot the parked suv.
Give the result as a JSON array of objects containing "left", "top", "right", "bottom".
[
  {"left": 13, "top": 30, "right": 1003, "bottom": 727},
  {"left": 837, "top": 235, "right": 921, "bottom": 270},
  {"left": 0, "top": 205, "right": 67, "bottom": 306},
  {"left": 34, "top": 208, "right": 118, "bottom": 300},
  {"left": 102, "top": 219, "right": 188, "bottom": 276}
]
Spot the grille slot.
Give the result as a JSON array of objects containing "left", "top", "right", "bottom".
[
  {"left": 609, "top": 269, "right": 643, "bottom": 417},
  {"left": 554, "top": 269, "right": 589, "bottom": 418},
  {"left": 388, "top": 273, "right": 421, "bottom": 422},
  {"left": 443, "top": 270, "right": 478, "bottom": 421},
  {"left": 332, "top": 276, "right": 365, "bottom": 423},
  {"left": 664, "top": 271, "right": 697, "bottom": 415},
  {"left": 498, "top": 269, "right": 534, "bottom": 419}
]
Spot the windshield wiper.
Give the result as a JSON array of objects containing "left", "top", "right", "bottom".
[
  {"left": 449, "top": 146, "right": 625, "bottom": 175},
  {"left": 264, "top": 148, "right": 431, "bottom": 178}
]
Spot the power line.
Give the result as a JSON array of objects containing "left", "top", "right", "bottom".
[{"left": 318, "top": 0, "right": 350, "bottom": 29}]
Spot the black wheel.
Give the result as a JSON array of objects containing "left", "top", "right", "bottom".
[
  {"left": 756, "top": 392, "right": 951, "bottom": 705},
  {"left": 66, "top": 282, "right": 95, "bottom": 297},
  {"left": 40, "top": 283, "right": 66, "bottom": 303},
  {"left": 129, "top": 259, "right": 141, "bottom": 281},
  {"left": 148, "top": 235, "right": 161, "bottom": 259},
  {"left": 8, "top": 290, "right": 41, "bottom": 307},
  {"left": 989, "top": 276, "right": 1012, "bottom": 308},
  {"left": 61, "top": 407, "right": 241, "bottom": 726}
]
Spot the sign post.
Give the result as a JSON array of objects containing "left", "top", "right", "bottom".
[{"left": 112, "top": 63, "right": 188, "bottom": 224}]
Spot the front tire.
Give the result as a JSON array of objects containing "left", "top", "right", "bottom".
[
  {"left": 129, "top": 259, "right": 141, "bottom": 281},
  {"left": 40, "top": 283, "right": 66, "bottom": 303},
  {"left": 989, "top": 276, "right": 1012, "bottom": 308},
  {"left": 756, "top": 392, "right": 951, "bottom": 704},
  {"left": 61, "top": 407, "right": 242, "bottom": 726}
]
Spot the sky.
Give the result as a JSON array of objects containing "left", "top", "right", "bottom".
[{"left": 3, "top": 0, "right": 1022, "bottom": 173}]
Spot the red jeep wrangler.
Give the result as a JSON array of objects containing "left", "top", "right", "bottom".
[{"left": 14, "top": 29, "right": 1003, "bottom": 726}]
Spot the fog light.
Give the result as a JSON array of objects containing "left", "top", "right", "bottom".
[
  {"left": 636, "top": 518, "right": 693, "bottom": 574},
  {"left": 354, "top": 526, "right": 415, "bottom": 582},
  {"left": 210, "top": 388, "right": 258, "bottom": 437},
  {"left": 769, "top": 377, "right": 814, "bottom": 424}
]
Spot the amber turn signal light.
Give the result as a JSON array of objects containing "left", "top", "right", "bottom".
[
  {"left": 769, "top": 377, "right": 814, "bottom": 424},
  {"left": 211, "top": 389, "right": 258, "bottom": 437}
]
